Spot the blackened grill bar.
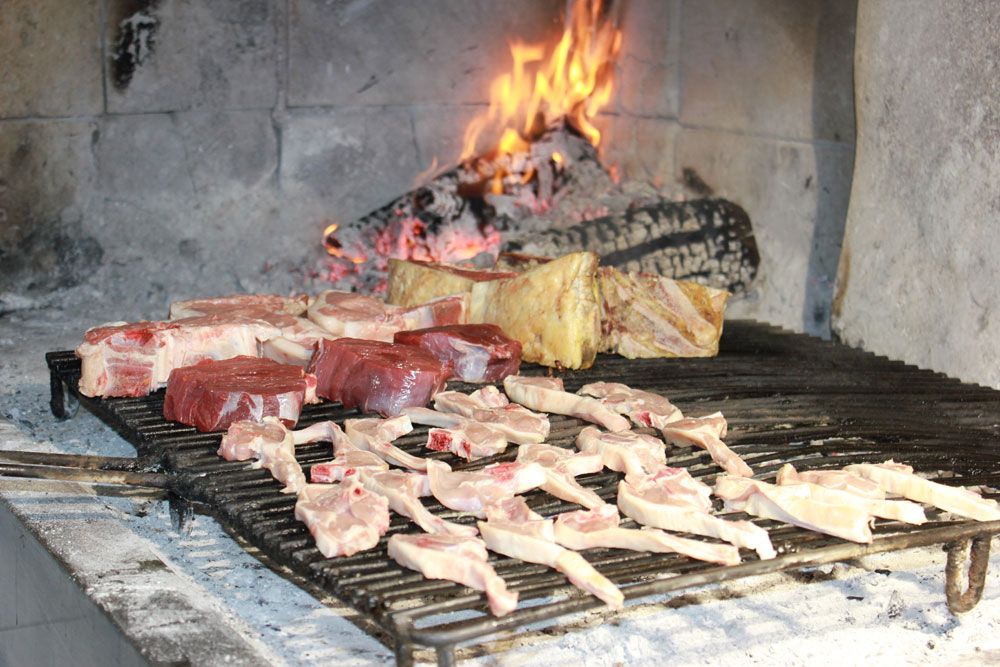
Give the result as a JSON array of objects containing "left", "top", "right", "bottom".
[{"left": 43, "top": 320, "right": 1000, "bottom": 665}]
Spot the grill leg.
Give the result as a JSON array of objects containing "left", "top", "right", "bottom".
[
  {"left": 394, "top": 639, "right": 414, "bottom": 667},
  {"left": 49, "top": 371, "right": 79, "bottom": 420},
  {"left": 435, "top": 645, "right": 456, "bottom": 667},
  {"left": 945, "top": 536, "right": 992, "bottom": 613}
]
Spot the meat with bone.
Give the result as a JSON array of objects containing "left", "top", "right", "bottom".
[
  {"left": 775, "top": 463, "right": 885, "bottom": 499},
  {"left": 393, "top": 324, "right": 522, "bottom": 383},
  {"left": 309, "top": 338, "right": 451, "bottom": 417},
  {"left": 773, "top": 464, "right": 926, "bottom": 524},
  {"left": 168, "top": 294, "right": 310, "bottom": 319},
  {"left": 660, "top": 413, "right": 753, "bottom": 477},
  {"left": 578, "top": 381, "right": 683, "bottom": 428},
  {"left": 163, "top": 356, "right": 318, "bottom": 432},
  {"left": 294, "top": 480, "right": 390, "bottom": 558},
  {"left": 618, "top": 469, "right": 776, "bottom": 560},
  {"left": 387, "top": 533, "right": 518, "bottom": 617},
  {"left": 576, "top": 426, "right": 666, "bottom": 477},
  {"left": 402, "top": 407, "right": 510, "bottom": 460},
  {"left": 433, "top": 389, "right": 550, "bottom": 445},
  {"left": 554, "top": 505, "right": 740, "bottom": 566},
  {"left": 844, "top": 461, "right": 1000, "bottom": 522},
  {"left": 310, "top": 450, "right": 388, "bottom": 484},
  {"left": 516, "top": 443, "right": 606, "bottom": 509},
  {"left": 386, "top": 258, "right": 515, "bottom": 307},
  {"left": 426, "top": 459, "right": 547, "bottom": 518},
  {"left": 219, "top": 417, "right": 348, "bottom": 462},
  {"left": 504, "top": 375, "right": 631, "bottom": 432},
  {"left": 307, "top": 290, "right": 467, "bottom": 341},
  {"left": 358, "top": 470, "right": 477, "bottom": 537},
  {"left": 478, "top": 497, "right": 624, "bottom": 608},
  {"left": 344, "top": 415, "right": 427, "bottom": 471}
]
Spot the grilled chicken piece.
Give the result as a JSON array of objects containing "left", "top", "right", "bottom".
[
  {"left": 358, "top": 470, "right": 477, "bottom": 537},
  {"left": 845, "top": 461, "right": 1000, "bottom": 522},
  {"left": 433, "top": 390, "right": 550, "bottom": 445},
  {"left": 310, "top": 450, "right": 389, "bottom": 484},
  {"left": 516, "top": 443, "right": 606, "bottom": 509},
  {"left": 715, "top": 476, "right": 874, "bottom": 543},
  {"left": 775, "top": 464, "right": 885, "bottom": 499},
  {"left": 618, "top": 469, "right": 776, "bottom": 560},
  {"left": 344, "top": 415, "right": 427, "bottom": 470},
  {"left": 776, "top": 464, "right": 925, "bottom": 523},
  {"left": 660, "top": 413, "right": 753, "bottom": 477},
  {"left": 503, "top": 376, "right": 631, "bottom": 432},
  {"left": 294, "top": 480, "right": 390, "bottom": 557},
  {"left": 426, "top": 460, "right": 547, "bottom": 518},
  {"left": 576, "top": 426, "right": 666, "bottom": 477},
  {"left": 478, "top": 498, "right": 624, "bottom": 608},
  {"left": 387, "top": 533, "right": 518, "bottom": 617},
  {"left": 578, "top": 381, "right": 683, "bottom": 428},
  {"left": 553, "top": 505, "right": 740, "bottom": 566}
]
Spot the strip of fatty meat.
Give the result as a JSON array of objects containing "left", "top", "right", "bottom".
[
  {"left": 294, "top": 480, "right": 390, "bottom": 557},
  {"left": 660, "top": 413, "right": 753, "bottom": 477},
  {"left": 387, "top": 533, "right": 518, "bottom": 616},
  {"left": 554, "top": 505, "right": 740, "bottom": 566},
  {"left": 714, "top": 476, "right": 874, "bottom": 543},
  {"left": 426, "top": 459, "right": 546, "bottom": 518},
  {"left": 309, "top": 338, "right": 451, "bottom": 417},
  {"left": 576, "top": 426, "right": 666, "bottom": 477},
  {"left": 403, "top": 407, "right": 510, "bottom": 460},
  {"left": 478, "top": 498, "right": 624, "bottom": 608},
  {"left": 776, "top": 464, "right": 925, "bottom": 523},
  {"left": 503, "top": 376, "right": 631, "bottom": 432},
  {"left": 516, "top": 443, "right": 606, "bottom": 509},
  {"left": 168, "top": 294, "right": 310, "bottom": 319},
  {"left": 394, "top": 324, "right": 522, "bottom": 383},
  {"left": 344, "top": 415, "right": 427, "bottom": 470},
  {"left": 578, "top": 381, "right": 683, "bottom": 428},
  {"left": 618, "top": 469, "right": 776, "bottom": 559},
  {"left": 433, "top": 389, "right": 550, "bottom": 445},
  {"left": 307, "top": 290, "right": 467, "bottom": 341},
  {"left": 844, "top": 461, "right": 1000, "bottom": 522},
  {"left": 358, "top": 469, "right": 477, "bottom": 537},
  {"left": 219, "top": 418, "right": 350, "bottom": 462},
  {"left": 775, "top": 463, "right": 885, "bottom": 499}
]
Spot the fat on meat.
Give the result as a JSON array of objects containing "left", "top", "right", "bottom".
[
  {"left": 773, "top": 464, "right": 926, "bottom": 524},
  {"left": 310, "top": 450, "right": 388, "bottom": 484},
  {"left": 219, "top": 418, "right": 350, "bottom": 462},
  {"left": 387, "top": 533, "right": 518, "bottom": 617},
  {"left": 307, "top": 290, "right": 467, "bottom": 341},
  {"left": 168, "top": 294, "right": 309, "bottom": 319},
  {"left": 426, "top": 460, "right": 546, "bottom": 518},
  {"left": 660, "top": 413, "right": 753, "bottom": 477},
  {"left": 578, "top": 382, "right": 683, "bottom": 428},
  {"left": 576, "top": 426, "right": 666, "bottom": 477},
  {"left": 359, "top": 469, "right": 477, "bottom": 537},
  {"left": 403, "top": 407, "right": 510, "bottom": 460},
  {"left": 433, "top": 390, "right": 550, "bottom": 445},
  {"left": 294, "top": 480, "right": 390, "bottom": 558},
  {"left": 775, "top": 463, "right": 885, "bottom": 499},
  {"left": 344, "top": 416, "right": 428, "bottom": 470},
  {"left": 394, "top": 324, "right": 522, "bottom": 383},
  {"left": 503, "top": 376, "right": 631, "bottom": 432},
  {"left": 253, "top": 428, "right": 308, "bottom": 494},
  {"left": 516, "top": 443, "right": 606, "bottom": 509}
]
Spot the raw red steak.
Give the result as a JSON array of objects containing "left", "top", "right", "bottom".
[
  {"left": 163, "top": 356, "right": 318, "bottom": 432},
  {"left": 394, "top": 324, "right": 522, "bottom": 383},
  {"left": 309, "top": 338, "right": 450, "bottom": 417}
]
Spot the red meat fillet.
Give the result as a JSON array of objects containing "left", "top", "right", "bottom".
[
  {"left": 393, "top": 324, "right": 522, "bottom": 383},
  {"left": 163, "top": 356, "right": 318, "bottom": 432},
  {"left": 309, "top": 338, "right": 450, "bottom": 417}
]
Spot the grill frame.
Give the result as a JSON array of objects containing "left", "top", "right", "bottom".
[{"left": 46, "top": 321, "right": 1000, "bottom": 665}]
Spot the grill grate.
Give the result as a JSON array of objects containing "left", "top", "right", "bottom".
[{"left": 46, "top": 321, "right": 1000, "bottom": 665}]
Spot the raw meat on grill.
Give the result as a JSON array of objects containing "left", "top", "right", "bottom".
[
  {"left": 358, "top": 470, "right": 477, "bottom": 537},
  {"left": 844, "top": 461, "right": 1000, "bottom": 522},
  {"left": 387, "top": 533, "right": 518, "bottom": 617},
  {"left": 478, "top": 498, "right": 624, "bottom": 608},
  {"left": 576, "top": 426, "right": 667, "bottom": 477},
  {"left": 504, "top": 375, "right": 630, "bottom": 432},
  {"left": 253, "top": 426, "right": 308, "bottom": 494},
  {"left": 516, "top": 443, "right": 606, "bottom": 509},
  {"left": 433, "top": 389, "right": 550, "bottom": 445},
  {"left": 219, "top": 418, "right": 348, "bottom": 462},
  {"left": 402, "top": 407, "right": 510, "bottom": 460},
  {"left": 553, "top": 505, "right": 740, "bottom": 566},
  {"left": 163, "top": 356, "right": 318, "bottom": 432},
  {"left": 294, "top": 480, "right": 391, "bottom": 558},
  {"left": 393, "top": 324, "right": 522, "bottom": 383},
  {"left": 618, "top": 469, "right": 776, "bottom": 560},
  {"left": 307, "top": 290, "right": 467, "bottom": 341},
  {"left": 714, "top": 476, "right": 875, "bottom": 543},
  {"left": 426, "top": 460, "right": 547, "bottom": 518},
  {"left": 168, "top": 294, "right": 309, "bottom": 319},
  {"left": 660, "top": 413, "right": 753, "bottom": 477},
  {"left": 344, "top": 415, "right": 427, "bottom": 470},
  {"left": 775, "top": 463, "right": 885, "bottom": 499},
  {"left": 310, "top": 450, "right": 388, "bottom": 484},
  {"left": 386, "top": 258, "right": 515, "bottom": 307},
  {"left": 578, "top": 381, "right": 683, "bottom": 428},
  {"left": 309, "top": 338, "right": 451, "bottom": 417}
]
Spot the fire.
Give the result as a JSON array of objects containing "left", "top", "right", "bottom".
[{"left": 461, "top": 0, "right": 621, "bottom": 161}]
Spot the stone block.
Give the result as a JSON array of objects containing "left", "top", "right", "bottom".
[
  {"left": 616, "top": 0, "right": 681, "bottom": 118},
  {"left": 172, "top": 110, "right": 278, "bottom": 195},
  {"left": 287, "top": 0, "right": 564, "bottom": 107},
  {"left": 677, "top": 128, "right": 854, "bottom": 336},
  {"left": 0, "top": 0, "right": 103, "bottom": 118},
  {"left": 679, "top": 0, "right": 856, "bottom": 143},
  {"left": 105, "top": 0, "right": 278, "bottom": 113},
  {"left": 833, "top": 1, "right": 1000, "bottom": 388}
]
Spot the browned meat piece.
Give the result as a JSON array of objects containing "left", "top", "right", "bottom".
[{"left": 386, "top": 259, "right": 515, "bottom": 306}]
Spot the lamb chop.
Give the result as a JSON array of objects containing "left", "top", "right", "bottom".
[
  {"left": 553, "top": 505, "right": 740, "bottom": 566},
  {"left": 516, "top": 443, "right": 606, "bottom": 509},
  {"left": 402, "top": 407, "right": 509, "bottom": 461},
  {"left": 310, "top": 450, "right": 388, "bottom": 484},
  {"left": 503, "top": 375, "right": 631, "bottom": 432},
  {"left": 426, "top": 459, "right": 547, "bottom": 518},
  {"left": 576, "top": 426, "right": 666, "bottom": 477},
  {"left": 660, "top": 413, "right": 753, "bottom": 477},
  {"left": 776, "top": 464, "right": 926, "bottom": 524},
  {"left": 844, "top": 461, "right": 1000, "bottom": 522},
  {"left": 578, "top": 381, "right": 683, "bottom": 428},
  {"left": 294, "top": 480, "right": 390, "bottom": 558},
  {"left": 358, "top": 469, "right": 477, "bottom": 537},
  {"left": 433, "top": 389, "right": 550, "bottom": 445},
  {"left": 219, "top": 418, "right": 349, "bottom": 462},
  {"left": 478, "top": 498, "right": 624, "bottom": 608},
  {"left": 618, "top": 468, "right": 776, "bottom": 560},
  {"left": 253, "top": 427, "right": 308, "bottom": 494},
  {"left": 387, "top": 533, "right": 518, "bottom": 617},
  {"left": 775, "top": 463, "right": 885, "bottom": 499},
  {"left": 344, "top": 415, "right": 428, "bottom": 470}
]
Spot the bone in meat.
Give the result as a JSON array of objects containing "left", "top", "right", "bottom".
[
  {"left": 307, "top": 290, "right": 467, "bottom": 341},
  {"left": 554, "top": 505, "right": 740, "bottom": 566},
  {"left": 294, "top": 480, "right": 390, "bottom": 557},
  {"left": 387, "top": 533, "right": 518, "bottom": 616},
  {"left": 310, "top": 450, "right": 389, "bottom": 484},
  {"left": 776, "top": 464, "right": 925, "bottom": 524},
  {"left": 578, "top": 381, "right": 683, "bottom": 429},
  {"left": 358, "top": 470, "right": 477, "bottom": 537},
  {"left": 253, "top": 427, "right": 308, "bottom": 494},
  {"left": 576, "top": 426, "right": 666, "bottom": 477},
  {"left": 516, "top": 443, "right": 606, "bottom": 509},
  {"left": 660, "top": 413, "right": 753, "bottom": 477},
  {"left": 433, "top": 390, "right": 550, "bottom": 445},
  {"left": 426, "top": 459, "right": 546, "bottom": 518},
  {"left": 344, "top": 415, "right": 428, "bottom": 470},
  {"left": 503, "top": 375, "right": 631, "bottom": 432},
  {"left": 844, "top": 461, "right": 1000, "bottom": 522},
  {"left": 775, "top": 463, "right": 885, "bottom": 499},
  {"left": 403, "top": 407, "right": 510, "bottom": 460},
  {"left": 219, "top": 417, "right": 355, "bottom": 462}
]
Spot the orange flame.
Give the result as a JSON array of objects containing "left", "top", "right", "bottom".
[{"left": 461, "top": 0, "right": 621, "bottom": 161}]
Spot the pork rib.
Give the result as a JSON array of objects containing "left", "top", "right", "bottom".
[
  {"left": 576, "top": 426, "right": 666, "bottom": 477},
  {"left": 294, "top": 480, "right": 390, "bottom": 557},
  {"left": 359, "top": 470, "right": 477, "bottom": 537},
  {"left": 660, "top": 413, "right": 753, "bottom": 477},
  {"left": 578, "top": 381, "right": 683, "bottom": 428},
  {"left": 516, "top": 443, "right": 606, "bottom": 509},
  {"left": 344, "top": 416, "right": 427, "bottom": 471},
  {"left": 503, "top": 376, "right": 631, "bottom": 432}
]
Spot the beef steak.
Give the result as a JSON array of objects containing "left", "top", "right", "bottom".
[{"left": 394, "top": 324, "right": 521, "bottom": 383}]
